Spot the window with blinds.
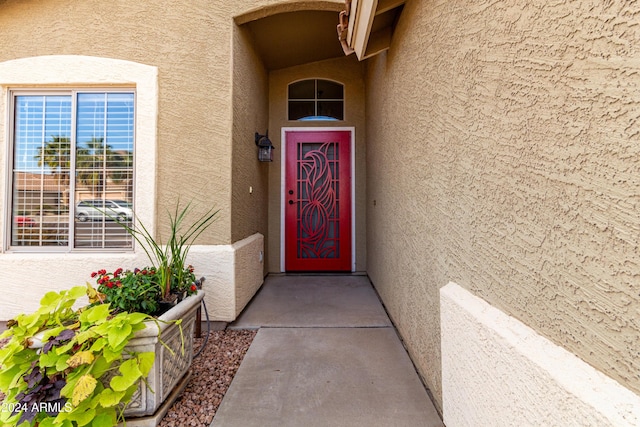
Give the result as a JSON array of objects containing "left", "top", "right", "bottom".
[{"left": 9, "top": 90, "right": 135, "bottom": 250}]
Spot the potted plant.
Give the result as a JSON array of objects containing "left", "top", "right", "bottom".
[
  {"left": 90, "top": 265, "right": 199, "bottom": 316},
  {"left": 0, "top": 201, "right": 218, "bottom": 426},
  {"left": 0, "top": 286, "right": 155, "bottom": 426},
  {"left": 114, "top": 200, "right": 218, "bottom": 311}
]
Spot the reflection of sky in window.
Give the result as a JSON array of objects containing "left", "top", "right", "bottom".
[
  {"left": 15, "top": 95, "right": 71, "bottom": 172},
  {"left": 14, "top": 93, "right": 133, "bottom": 173},
  {"left": 77, "top": 93, "right": 134, "bottom": 154}
]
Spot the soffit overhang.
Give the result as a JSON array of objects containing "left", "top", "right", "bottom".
[
  {"left": 338, "top": 0, "right": 405, "bottom": 60},
  {"left": 237, "top": 3, "right": 345, "bottom": 71}
]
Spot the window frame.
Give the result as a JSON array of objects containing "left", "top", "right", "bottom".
[
  {"left": 287, "top": 79, "right": 345, "bottom": 121},
  {"left": 0, "top": 54, "right": 158, "bottom": 309},
  {"left": 6, "top": 88, "right": 136, "bottom": 253}
]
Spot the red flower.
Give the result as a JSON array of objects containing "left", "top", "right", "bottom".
[
  {"left": 98, "top": 269, "right": 107, "bottom": 275},
  {"left": 190, "top": 284, "right": 197, "bottom": 292},
  {"left": 91, "top": 272, "right": 97, "bottom": 278},
  {"left": 106, "top": 281, "right": 114, "bottom": 289},
  {"left": 114, "top": 268, "right": 123, "bottom": 276}
]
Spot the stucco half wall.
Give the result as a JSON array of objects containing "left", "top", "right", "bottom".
[
  {"left": 188, "top": 233, "right": 265, "bottom": 321},
  {"left": 440, "top": 282, "right": 640, "bottom": 427}
]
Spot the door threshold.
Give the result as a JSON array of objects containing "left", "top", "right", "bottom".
[{"left": 273, "top": 271, "right": 367, "bottom": 277}]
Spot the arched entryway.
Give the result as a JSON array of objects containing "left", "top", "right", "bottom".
[{"left": 232, "top": 2, "right": 367, "bottom": 274}]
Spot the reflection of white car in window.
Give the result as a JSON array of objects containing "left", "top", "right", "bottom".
[{"left": 75, "top": 200, "right": 133, "bottom": 222}]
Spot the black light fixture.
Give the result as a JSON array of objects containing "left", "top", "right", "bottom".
[{"left": 255, "top": 131, "right": 274, "bottom": 162}]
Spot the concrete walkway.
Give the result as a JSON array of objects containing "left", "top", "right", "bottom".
[{"left": 211, "top": 275, "right": 444, "bottom": 427}]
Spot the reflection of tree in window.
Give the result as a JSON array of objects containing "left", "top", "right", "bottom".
[
  {"left": 75, "top": 138, "right": 131, "bottom": 198},
  {"left": 35, "top": 135, "right": 71, "bottom": 207},
  {"left": 34, "top": 140, "right": 133, "bottom": 206},
  {"left": 10, "top": 91, "right": 134, "bottom": 249}
]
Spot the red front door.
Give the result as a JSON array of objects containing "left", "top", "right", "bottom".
[{"left": 285, "top": 130, "right": 352, "bottom": 271}]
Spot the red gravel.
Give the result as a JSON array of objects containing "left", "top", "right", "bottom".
[{"left": 158, "top": 329, "right": 256, "bottom": 426}]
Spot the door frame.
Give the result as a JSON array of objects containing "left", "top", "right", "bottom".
[{"left": 280, "top": 127, "right": 356, "bottom": 272}]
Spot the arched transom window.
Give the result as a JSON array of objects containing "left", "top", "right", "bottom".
[{"left": 288, "top": 79, "right": 344, "bottom": 121}]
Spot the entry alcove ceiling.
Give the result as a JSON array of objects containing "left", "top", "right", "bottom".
[{"left": 241, "top": 10, "right": 345, "bottom": 70}]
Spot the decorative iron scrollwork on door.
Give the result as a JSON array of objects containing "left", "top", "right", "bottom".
[{"left": 297, "top": 142, "right": 339, "bottom": 259}]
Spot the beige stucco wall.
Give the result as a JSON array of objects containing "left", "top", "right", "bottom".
[
  {"left": 0, "top": 0, "right": 234, "bottom": 244},
  {"left": 189, "top": 234, "right": 265, "bottom": 321},
  {"left": 365, "top": 0, "right": 640, "bottom": 411},
  {"left": 441, "top": 282, "right": 640, "bottom": 426},
  {"left": 231, "top": 24, "right": 270, "bottom": 248},
  {"left": 0, "top": 1, "right": 348, "bottom": 319},
  {"left": 267, "top": 55, "right": 367, "bottom": 272},
  {"left": 0, "top": 0, "right": 343, "bottom": 245}
]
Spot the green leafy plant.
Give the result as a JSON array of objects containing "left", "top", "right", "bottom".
[
  {"left": 0, "top": 286, "right": 155, "bottom": 427},
  {"left": 0, "top": 201, "right": 214, "bottom": 426},
  {"left": 91, "top": 266, "right": 199, "bottom": 315},
  {"left": 115, "top": 200, "right": 218, "bottom": 303},
  {"left": 91, "top": 267, "right": 162, "bottom": 315}
]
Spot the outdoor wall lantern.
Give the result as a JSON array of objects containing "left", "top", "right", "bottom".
[{"left": 255, "top": 132, "right": 274, "bottom": 162}]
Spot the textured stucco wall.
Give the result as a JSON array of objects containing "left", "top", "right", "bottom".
[
  {"left": 0, "top": 0, "right": 234, "bottom": 244},
  {"left": 231, "top": 24, "right": 270, "bottom": 247},
  {"left": 366, "top": 0, "right": 640, "bottom": 410},
  {"left": 441, "top": 282, "right": 640, "bottom": 427},
  {"left": 0, "top": 0, "right": 345, "bottom": 319},
  {"left": 232, "top": 233, "right": 266, "bottom": 317},
  {"left": 267, "top": 55, "right": 366, "bottom": 272},
  {"left": 0, "top": 0, "right": 330, "bottom": 245},
  {"left": 189, "top": 234, "right": 265, "bottom": 321}
]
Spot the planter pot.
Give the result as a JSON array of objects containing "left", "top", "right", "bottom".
[{"left": 122, "top": 290, "right": 204, "bottom": 419}]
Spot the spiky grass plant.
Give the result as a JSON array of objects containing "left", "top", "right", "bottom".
[{"left": 117, "top": 200, "right": 219, "bottom": 301}]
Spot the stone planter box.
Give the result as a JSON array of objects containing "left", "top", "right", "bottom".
[{"left": 122, "top": 290, "right": 204, "bottom": 421}]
